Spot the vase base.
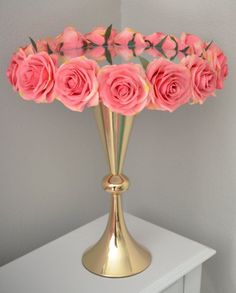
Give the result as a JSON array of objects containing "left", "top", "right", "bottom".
[{"left": 82, "top": 217, "right": 151, "bottom": 278}]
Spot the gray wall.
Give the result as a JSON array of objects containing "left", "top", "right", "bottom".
[
  {"left": 122, "top": 1, "right": 236, "bottom": 293},
  {"left": 0, "top": 0, "right": 120, "bottom": 265},
  {"left": 0, "top": 1, "right": 235, "bottom": 293}
]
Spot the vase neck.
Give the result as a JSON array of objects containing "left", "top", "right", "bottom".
[{"left": 94, "top": 104, "right": 134, "bottom": 175}]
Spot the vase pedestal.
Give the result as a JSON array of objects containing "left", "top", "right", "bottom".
[
  {"left": 82, "top": 175, "right": 151, "bottom": 278},
  {"left": 82, "top": 104, "right": 151, "bottom": 278}
]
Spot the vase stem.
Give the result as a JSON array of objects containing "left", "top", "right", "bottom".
[{"left": 82, "top": 104, "right": 151, "bottom": 277}]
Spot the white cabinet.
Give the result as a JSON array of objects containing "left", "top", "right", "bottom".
[
  {"left": 162, "top": 278, "right": 184, "bottom": 293},
  {"left": 0, "top": 214, "right": 215, "bottom": 293},
  {"left": 162, "top": 266, "right": 202, "bottom": 293}
]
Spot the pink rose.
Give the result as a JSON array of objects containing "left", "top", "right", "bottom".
[
  {"left": 85, "top": 26, "right": 117, "bottom": 46},
  {"left": 146, "top": 58, "right": 191, "bottom": 112},
  {"left": 114, "top": 28, "right": 146, "bottom": 60},
  {"left": 23, "top": 44, "right": 35, "bottom": 56},
  {"left": 145, "top": 32, "right": 180, "bottom": 59},
  {"left": 86, "top": 47, "right": 106, "bottom": 60},
  {"left": 180, "top": 33, "right": 205, "bottom": 56},
  {"left": 61, "top": 27, "right": 87, "bottom": 57},
  {"left": 98, "top": 63, "right": 149, "bottom": 116},
  {"left": 181, "top": 55, "right": 216, "bottom": 104},
  {"left": 63, "top": 48, "right": 85, "bottom": 59},
  {"left": 53, "top": 33, "right": 64, "bottom": 52},
  {"left": 114, "top": 45, "right": 143, "bottom": 61},
  {"left": 7, "top": 49, "right": 27, "bottom": 91},
  {"left": 86, "top": 46, "right": 116, "bottom": 61},
  {"left": 114, "top": 28, "right": 145, "bottom": 47},
  {"left": 17, "top": 52, "right": 57, "bottom": 103},
  {"left": 203, "top": 43, "right": 228, "bottom": 89},
  {"left": 36, "top": 38, "right": 52, "bottom": 52},
  {"left": 54, "top": 57, "right": 99, "bottom": 111},
  {"left": 35, "top": 37, "right": 62, "bottom": 54}
]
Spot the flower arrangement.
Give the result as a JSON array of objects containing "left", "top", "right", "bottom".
[
  {"left": 6, "top": 24, "right": 229, "bottom": 277},
  {"left": 7, "top": 25, "right": 228, "bottom": 115}
]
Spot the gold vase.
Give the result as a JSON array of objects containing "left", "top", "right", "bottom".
[{"left": 82, "top": 103, "right": 151, "bottom": 278}]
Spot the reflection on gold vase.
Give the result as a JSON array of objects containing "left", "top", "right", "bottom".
[{"left": 82, "top": 103, "right": 151, "bottom": 278}]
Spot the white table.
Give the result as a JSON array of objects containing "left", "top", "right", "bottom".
[{"left": 0, "top": 213, "right": 215, "bottom": 293}]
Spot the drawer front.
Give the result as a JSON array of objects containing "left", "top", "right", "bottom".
[{"left": 161, "top": 278, "right": 184, "bottom": 293}]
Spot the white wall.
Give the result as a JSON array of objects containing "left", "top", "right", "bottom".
[
  {"left": 1, "top": 1, "right": 236, "bottom": 293},
  {"left": 0, "top": 0, "right": 120, "bottom": 265},
  {"left": 122, "top": 1, "right": 236, "bottom": 293}
]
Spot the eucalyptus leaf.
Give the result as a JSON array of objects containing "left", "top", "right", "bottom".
[
  {"left": 139, "top": 56, "right": 149, "bottom": 70},
  {"left": 29, "top": 37, "right": 37, "bottom": 52}
]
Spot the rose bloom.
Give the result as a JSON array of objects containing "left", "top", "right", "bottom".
[
  {"left": 54, "top": 57, "right": 99, "bottom": 111},
  {"left": 34, "top": 36, "right": 64, "bottom": 54},
  {"left": 114, "top": 45, "right": 143, "bottom": 61},
  {"left": 145, "top": 32, "right": 181, "bottom": 59},
  {"left": 86, "top": 47, "right": 106, "bottom": 60},
  {"left": 180, "top": 32, "right": 205, "bottom": 56},
  {"left": 146, "top": 58, "right": 191, "bottom": 112},
  {"left": 35, "top": 38, "right": 55, "bottom": 52},
  {"left": 7, "top": 48, "right": 27, "bottom": 91},
  {"left": 203, "top": 43, "right": 228, "bottom": 89},
  {"left": 181, "top": 55, "right": 216, "bottom": 104},
  {"left": 114, "top": 27, "right": 145, "bottom": 47},
  {"left": 85, "top": 46, "right": 116, "bottom": 61},
  {"left": 17, "top": 52, "right": 57, "bottom": 103},
  {"left": 85, "top": 26, "right": 117, "bottom": 46},
  {"left": 7, "top": 44, "right": 36, "bottom": 91},
  {"left": 60, "top": 27, "right": 87, "bottom": 57},
  {"left": 114, "top": 28, "right": 146, "bottom": 59},
  {"left": 98, "top": 63, "right": 149, "bottom": 116}
]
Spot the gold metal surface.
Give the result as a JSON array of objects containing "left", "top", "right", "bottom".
[{"left": 82, "top": 103, "right": 151, "bottom": 278}]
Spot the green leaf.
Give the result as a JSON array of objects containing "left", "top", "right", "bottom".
[
  {"left": 139, "top": 56, "right": 149, "bottom": 70},
  {"left": 128, "top": 33, "right": 136, "bottom": 49},
  {"left": 155, "top": 35, "right": 168, "bottom": 50},
  {"left": 199, "top": 41, "right": 213, "bottom": 58},
  {"left": 90, "top": 42, "right": 98, "bottom": 47},
  {"left": 29, "top": 37, "right": 37, "bottom": 52},
  {"left": 144, "top": 39, "right": 152, "bottom": 49},
  {"left": 128, "top": 40, "right": 134, "bottom": 48},
  {"left": 170, "top": 36, "right": 178, "bottom": 61},
  {"left": 58, "top": 42, "right": 64, "bottom": 52},
  {"left": 82, "top": 40, "right": 88, "bottom": 48},
  {"left": 154, "top": 35, "right": 168, "bottom": 58},
  {"left": 105, "top": 48, "right": 112, "bottom": 65},
  {"left": 155, "top": 46, "right": 167, "bottom": 58},
  {"left": 104, "top": 24, "right": 112, "bottom": 45},
  {"left": 131, "top": 48, "right": 136, "bottom": 57},
  {"left": 46, "top": 43, "right": 53, "bottom": 54},
  {"left": 179, "top": 46, "right": 189, "bottom": 56},
  {"left": 205, "top": 40, "right": 213, "bottom": 51}
]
